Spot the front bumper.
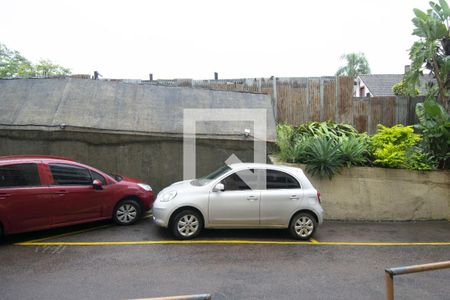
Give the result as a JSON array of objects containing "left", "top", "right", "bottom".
[{"left": 152, "top": 205, "right": 171, "bottom": 228}]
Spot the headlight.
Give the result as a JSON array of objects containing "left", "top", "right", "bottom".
[
  {"left": 137, "top": 183, "right": 152, "bottom": 191},
  {"left": 160, "top": 191, "right": 177, "bottom": 202}
]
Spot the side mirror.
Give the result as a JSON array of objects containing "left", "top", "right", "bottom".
[
  {"left": 93, "top": 179, "right": 103, "bottom": 190},
  {"left": 213, "top": 183, "right": 224, "bottom": 192}
]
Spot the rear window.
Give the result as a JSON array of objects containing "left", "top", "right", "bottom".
[
  {"left": 0, "top": 163, "right": 41, "bottom": 188},
  {"left": 266, "top": 169, "right": 300, "bottom": 189},
  {"left": 49, "top": 164, "right": 92, "bottom": 186}
]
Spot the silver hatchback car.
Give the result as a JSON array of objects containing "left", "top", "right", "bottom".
[{"left": 153, "top": 163, "right": 324, "bottom": 240}]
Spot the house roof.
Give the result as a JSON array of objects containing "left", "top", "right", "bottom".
[
  {"left": 0, "top": 78, "right": 277, "bottom": 141},
  {"left": 358, "top": 74, "right": 404, "bottom": 96},
  {"left": 358, "top": 74, "right": 432, "bottom": 96}
]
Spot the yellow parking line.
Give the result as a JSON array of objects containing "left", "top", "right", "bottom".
[
  {"left": 16, "top": 240, "right": 314, "bottom": 246},
  {"left": 14, "top": 240, "right": 450, "bottom": 247},
  {"left": 19, "top": 214, "right": 153, "bottom": 244},
  {"left": 22, "top": 224, "right": 113, "bottom": 243}
]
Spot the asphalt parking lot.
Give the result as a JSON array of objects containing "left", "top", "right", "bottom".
[{"left": 1, "top": 215, "right": 450, "bottom": 300}]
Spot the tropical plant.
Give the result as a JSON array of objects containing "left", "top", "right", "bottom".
[
  {"left": 338, "top": 135, "right": 371, "bottom": 168},
  {"left": 291, "top": 135, "right": 314, "bottom": 163},
  {"left": 371, "top": 125, "right": 422, "bottom": 168},
  {"left": 295, "top": 121, "right": 359, "bottom": 140},
  {"left": 304, "top": 137, "right": 344, "bottom": 179},
  {"left": 336, "top": 52, "right": 371, "bottom": 77},
  {"left": 415, "top": 99, "right": 450, "bottom": 168},
  {"left": 405, "top": 0, "right": 450, "bottom": 111}
]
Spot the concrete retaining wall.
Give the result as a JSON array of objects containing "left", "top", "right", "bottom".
[
  {"left": 270, "top": 157, "right": 450, "bottom": 221},
  {"left": 0, "top": 129, "right": 269, "bottom": 192}
]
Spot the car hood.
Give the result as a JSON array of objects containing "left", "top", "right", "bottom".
[
  {"left": 161, "top": 179, "right": 205, "bottom": 194},
  {"left": 119, "top": 176, "right": 143, "bottom": 184}
]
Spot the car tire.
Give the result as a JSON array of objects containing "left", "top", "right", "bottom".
[
  {"left": 171, "top": 209, "right": 203, "bottom": 240},
  {"left": 113, "top": 199, "right": 142, "bottom": 225},
  {"left": 289, "top": 212, "right": 317, "bottom": 240}
]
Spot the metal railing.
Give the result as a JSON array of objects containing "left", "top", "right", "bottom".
[
  {"left": 131, "top": 294, "right": 211, "bottom": 300},
  {"left": 385, "top": 260, "right": 450, "bottom": 300}
]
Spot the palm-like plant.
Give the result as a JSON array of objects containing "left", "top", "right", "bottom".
[
  {"left": 304, "top": 137, "right": 344, "bottom": 179},
  {"left": 338, "top": 136, "right": 371, "bottom": 167},
  {"left": 336, "top": 52, "right": 371, "bottom": 77}
]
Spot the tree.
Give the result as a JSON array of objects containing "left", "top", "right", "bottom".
[
  {"left": 0, "top": 43, "right": 71, "bottom": 78},
  {"left": 0, "top": 43, "right": 34, "bottom": 77},
  {"left": 405, "top": 0, "right": 450, "bottom": 111},
  {"left": 34, "top": 59, "right": 71, "bottom": 77},
  {"left": 336, "top": 52, "right": 371, "bottom": 77}
]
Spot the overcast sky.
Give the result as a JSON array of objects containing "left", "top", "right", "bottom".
[{"left": 1, "top": 0, "right": 430, "bottom": 80}]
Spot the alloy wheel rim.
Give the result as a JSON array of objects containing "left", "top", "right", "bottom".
[
  {"left": 117, "top": 204, "right": 137, "bottom": 223},
  {"left": 294, "top": 216, "right": 314, "bottom": 238},
  {"left": 177, "top": 214, "right": 199, "bottom": 237}
]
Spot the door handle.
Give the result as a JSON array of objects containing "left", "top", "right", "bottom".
[
  {"left": 290, "top": 195, "right": 300, "bottom": 200},
  {"left": 247, "top": 195, "right": 258, "bottom": 201},
  {"left": 0, "top": 193, "right": 11, "bottom": 198},
  {"left": 55, "top": 190, "right": 67, "bottom": 195}
]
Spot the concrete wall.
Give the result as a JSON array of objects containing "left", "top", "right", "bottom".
[
  {"left": 0, "top": 78, "right": 276, "bottom": 140},
  {"left": 0, "top": 129, "right": 271, "bottom": 193},
  {"left": 270, "top": 157, "right": 450, "bottom": 221}
]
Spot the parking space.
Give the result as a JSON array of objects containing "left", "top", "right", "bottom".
[
  {"left": 6, "top": 214, "right": 450, "bottom": 247},
  {"left": 1, "top": 217, "right": 450, "bottom": 300}
]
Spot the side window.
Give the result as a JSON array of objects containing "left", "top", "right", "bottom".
[
  {"left": 49, "top": 164, "right": 92, "bottom": 186},
  {"left": 266, "top": 169, "right": 300, "bottom": 189},
  {"left": 90, "top": 170, "right": 107, "bottom": 185},
  {"left": 222, "top": 169, "right": 258, "bottom": 191},
  {"left": 0, "top": 163, "right": 41, "bottom": 188}
]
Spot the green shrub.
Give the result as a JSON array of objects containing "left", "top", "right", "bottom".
[
  {"left": 371, "top": 124, "right": 422, "bottom": 168},
  {"left": 304, "top": 137, "right": 344, "bottom": 179},
  {"left": 276, "top": 123, "right": 296, "bottom": 162},
  {"left": 405, "top": 148, "right": 437, "bottom": 171},
  {"left": 392, "top": 80, "right": 419, "bottom": 96}
]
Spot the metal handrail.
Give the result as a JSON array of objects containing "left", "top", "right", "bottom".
[
  {"left": 131, "top": 294, "right": 212, "bottom": 300},
  {"left": 385, "top": 260, "right": 450, "bottom": 300}
]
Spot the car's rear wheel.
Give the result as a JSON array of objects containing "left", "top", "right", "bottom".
[
  {"left": 171, "top": 209, "right": 203, "bottom": 240},
  {"left": 113, "top": 199, "right": 142, "bottom": 225},
  {"left": 289, "top": 212, "right": 317, "bottom": 240}
]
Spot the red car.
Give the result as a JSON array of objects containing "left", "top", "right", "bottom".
[{"left": 0, "top": 155, "right": 154, "bottom": 236}]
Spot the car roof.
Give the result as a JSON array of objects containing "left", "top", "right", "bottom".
[
  {"left": 0, "top": 155, "right": 76, "bottom": 163},
  {"left": 228, "top": 162, "right": 302, "bottom": 172}
]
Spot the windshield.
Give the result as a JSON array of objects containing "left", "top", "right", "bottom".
[{"left": 191, "top": 165, "right": 231, "bottom": 186}]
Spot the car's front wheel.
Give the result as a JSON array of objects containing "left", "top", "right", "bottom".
[
  {"left": 289, "top": 212, "right": 317, "bottom": 240},
  {"left": 113, "top": 199, "right": 142, "bottom": 225},
  {"left": 171, "top": 209, "right": 203, "bottom": 240}
]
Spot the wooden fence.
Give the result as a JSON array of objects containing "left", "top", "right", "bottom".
[{"left": 144, "top": 76, "right": 423, "bottom": 133}]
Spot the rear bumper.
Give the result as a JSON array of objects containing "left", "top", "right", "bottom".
[{"left": 316, "top": 206, "right": 324, "bottom": 225}]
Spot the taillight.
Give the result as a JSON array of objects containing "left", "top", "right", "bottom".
[{"left": 317, "top": 191, "right": 321, "bottom": 203}]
